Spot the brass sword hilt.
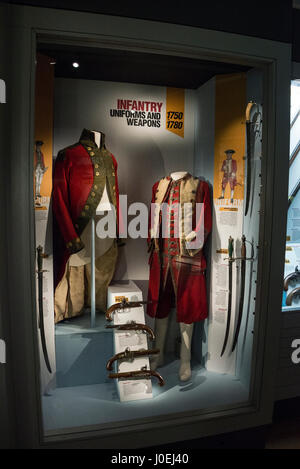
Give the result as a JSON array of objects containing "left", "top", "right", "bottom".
[
  {"left": 36, "top": 245, "right": 49, "bottom": 274},
  {"left": 284, "top": 266, "right": 300, "bottom": 291}
]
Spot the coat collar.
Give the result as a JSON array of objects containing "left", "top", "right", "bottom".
[
  {"left": 79, "top": 128, "right": 106, "bottom": 149},
  {"left": 167, "top": 172, "right": 192, "bottom": 183}
]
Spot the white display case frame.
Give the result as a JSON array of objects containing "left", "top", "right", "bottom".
[{"left": 0, "top": 3, "right": 291, "bottom": 448}]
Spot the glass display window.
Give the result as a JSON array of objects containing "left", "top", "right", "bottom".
[
  {"left": 283, "top": 80, "right": 300, "bottom": 310},
  {"left": 33, "top": 44, "right": 264, "bottom": 435}
]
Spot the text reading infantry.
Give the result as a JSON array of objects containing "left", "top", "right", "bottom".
[{"left": 110, "top": 99, "right": 163, "bottom": 128}]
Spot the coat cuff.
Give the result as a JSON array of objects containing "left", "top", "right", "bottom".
[{"left": 66, "top": 237, "right": 84, "bottom": 254}]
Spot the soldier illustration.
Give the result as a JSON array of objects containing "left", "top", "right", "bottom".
[
  {"left": 34, "top": 140, "right": 48, "bottom": 205},
  {"left": 218, "top": 149, "right": 237, "bottom": 203}
]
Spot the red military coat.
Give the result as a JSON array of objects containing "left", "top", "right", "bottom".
[
  {"left": 52, "top": 128, "right": 120, "bottom": 288},
  {"left": 147, "top": 174, "right": 212, "bottom": 324}
]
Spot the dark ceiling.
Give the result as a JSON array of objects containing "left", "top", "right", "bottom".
[{"left": 37, "top": 44, "right": 250, "bottom": 89}]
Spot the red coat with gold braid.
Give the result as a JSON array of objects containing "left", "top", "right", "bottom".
[
  {"left": 147, "top": 174, "right": 212, "bottom": 324},
  {"left": 52, "top": 129, "right": 120, "bottom": 288}
]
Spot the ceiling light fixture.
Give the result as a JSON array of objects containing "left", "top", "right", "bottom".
[{"left": 72, "top": 62, "right": 80, "bottom": 68}]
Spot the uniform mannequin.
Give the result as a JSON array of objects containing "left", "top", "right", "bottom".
[
  {"left": 150, "top": 171, "right": 197, "bottom": 382},
  {"left": 53, "top": 128, "right": 119, "bottom": 322},
  {"left": 69, "top": 131, "right": 113, "bottom": 266}
]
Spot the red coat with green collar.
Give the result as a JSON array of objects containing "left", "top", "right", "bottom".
[{"left": 52, "top": 129, "right": 120, "bottom": 288}]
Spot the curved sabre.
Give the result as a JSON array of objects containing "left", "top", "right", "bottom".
[
  {"left": 245, "top": 102, "right": 256, "bottom": 216},
  {"left": 231, "top": 235, "right": 246, "bottom": 353},
  {"left": 37, "top": 246, "right": 52, "bottom": 374},
  {"left": 221, "top": 236, "right": 234, "bottom": 357}
]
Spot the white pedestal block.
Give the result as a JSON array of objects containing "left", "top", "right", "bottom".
[{"left": 107, "top": 281, "right": 153, "bottom": 402}]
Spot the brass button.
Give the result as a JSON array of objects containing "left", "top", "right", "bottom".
[
  {"left": 94, "top": 185, "right": 98, "bottom": 189},
  {"left": 85, "top": 205, "right": 89, "bottom": 210},
  {"left": 91, "top": 192, "right": 95, "bottom": 197},
  {"left": 95, "top": 164, "right": 99, "bottom": 168},
  {"left": 112, "top": 172, "right": 115, "bottom": 176},
  {"left": 113, "top": 185, "right": 116, "bottom": 190},
  {"left": 76, "top": 237, "right": 80, "bottom": 243},
  {"left": 90, "top": 151, "right": 95, "bottom": 156},
  {"left": 96, "top": 171, "right": 100, "bottom": 176},
  {"left": 87, "top": 147, "right": 92, "bottom": 151},
  {"left": 67, "top": 242, "right": 72, "bottom": 248}
]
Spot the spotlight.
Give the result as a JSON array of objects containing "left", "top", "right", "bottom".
[{"left": 72, "top": 62, "right": 79, "bottom": 68}]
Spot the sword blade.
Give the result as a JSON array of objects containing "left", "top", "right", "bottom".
[
  {"left": 37, "top": 246, "right": 52, "bottom": 374},
  {"left": 231, "top": 258, "right": 246, "bottom": 353},
  {"left": 244, "top": 122, "right": 252, "bottom": 216},
  {"left": 221, "top": 261, "right": 232, "bottom": 357}
]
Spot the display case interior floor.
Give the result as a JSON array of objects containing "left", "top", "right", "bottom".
[{"left": 43, "top": 312, "right": 249, "bottom": 434}]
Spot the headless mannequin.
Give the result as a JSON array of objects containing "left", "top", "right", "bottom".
[
  {"left": 69, "top": 130, "right": 113, "bottom": 267},
  {"left": 151, "top": 171, "right": 194, "bottom": 382},
  {"left": 54, "top": 129, "right": 118, "bottom": 323}
]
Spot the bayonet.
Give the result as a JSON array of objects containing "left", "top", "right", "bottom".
[
  {"left": 105, "top": 321, "right": 155, "bottom": 341},
  {"left": 108, "top": 366, "right": 165, "bottom": 387},
  {"left": 36, "top": 246, "right": 52, "bottom": 373},
  {"left": 221, "top": 236, "right": 234, "bottom": 357},
  {"left": 106, "top": 347, "right": 160, "bottom": 371},
  {"left": 106, "top": 299, "right": 152, "bottom": 322}
]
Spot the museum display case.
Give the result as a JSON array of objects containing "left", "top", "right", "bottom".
[{"left": 1, "top": 3, "right": 291, "bottom": 448}]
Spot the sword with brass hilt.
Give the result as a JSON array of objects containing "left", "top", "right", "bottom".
[
  {"left": 231, "top": 235, "right": 247, "bottom": 353},
  {"left": 106, "top": 347, "right": 160, "bottom": 371},
  {"left": 221, "top": 236, "right": 234, "bottom": 357},
  {"left": 36, "top": 245, "right": 52, "bottom": 373},
  {"left": 108, "top": 365, "right": 165, "bottom": 387},
  {"left": 221, "top": 236, "right": 255, "bottom": 355},
  {"left": 106, "top": 299, "right": 153, "bottom": 322},
  {"left": 105, "top": 321, "right": 155, "bottom": 341}
]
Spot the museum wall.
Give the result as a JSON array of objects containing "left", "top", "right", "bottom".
[{"left": 53, "top": 78, "right": 196, "bottom": 283}]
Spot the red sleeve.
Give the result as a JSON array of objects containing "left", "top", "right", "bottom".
[{"left": 52, "top": 150, "right": 84, "bottom": 254}]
